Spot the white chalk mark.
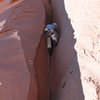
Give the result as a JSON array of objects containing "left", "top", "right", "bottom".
[{"left": 0, "top": 19, "right": 7, "bottom": 31}]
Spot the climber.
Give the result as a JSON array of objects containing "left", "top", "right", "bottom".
[{"left": 44, "top": 23, "right": 59, "bottom": 54}]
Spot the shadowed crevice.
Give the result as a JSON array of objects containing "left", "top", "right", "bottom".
[
  {"left": 34, "top": 35, "right": 50, "bottom": 100},
  {"left": 50, "top": 0, "right": 85, "bottom": 100}
]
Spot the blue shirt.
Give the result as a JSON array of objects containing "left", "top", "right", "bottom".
[{"left": 46, "top": 24, "right": 56, "bottom": 30}]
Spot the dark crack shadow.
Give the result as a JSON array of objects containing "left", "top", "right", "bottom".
[
  {"left": 34, "top": 35, "right": 50, "bottom": 100},
  {"left": 50, "top": 0, "right": 85, "bottom": 100}
]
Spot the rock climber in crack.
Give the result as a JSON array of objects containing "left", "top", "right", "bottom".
[{"left": 44, "top": 23, "right": 59, "bottom": 54}]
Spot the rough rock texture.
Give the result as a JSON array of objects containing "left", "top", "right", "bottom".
[
  {"left": 0, "top": 0, "right": 50, "bottom": 100},
  {"left": 51, "top": 0, "right": 84, "bottom": 100},
  {"left": 64, "top": 0, "right": 100, "bottom": 99},
  {"left": 51, "top": 0, "right": 100, "bottom": 100},
  {"left": 41, "top": 0, "right": 52, "bottom": 23},
  {"left": 0, "top": 0, "right": 100, "bottom": 100}
]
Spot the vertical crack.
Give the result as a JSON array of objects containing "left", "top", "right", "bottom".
[{"left": 48, "top": 55, "right": 51, "bottom": 100}]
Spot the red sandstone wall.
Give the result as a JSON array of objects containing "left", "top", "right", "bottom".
[
  {"left": 0, "top": 0, "right": 50, "bottom": 100},
  {"left": 51, "top": 0, "right": 84, "bottom": 100},
  {"left": 1, "top": 0, "right": 100, "bottom": 100}
]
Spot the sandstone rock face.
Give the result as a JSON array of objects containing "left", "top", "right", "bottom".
[
  {"left": 0, "top": 32, "right": 30, "bottom": 100},
  {"left": 51, "top": 0, "right": 100, "bottom": 100},
  {"left": 41, "top": 0, "right": 52, "bottom": 23},
  {"left": 51, "top": 0, "right": 84, "bottom": 100},
  {"left": 0, "top": 0, "right": 50, "bottom": 100},
  {"left": 64, "top": 0, "right": 100, "bottom": 99},
  {"left": 0, "top": 0, "right": 100, "bottom": 100}
]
